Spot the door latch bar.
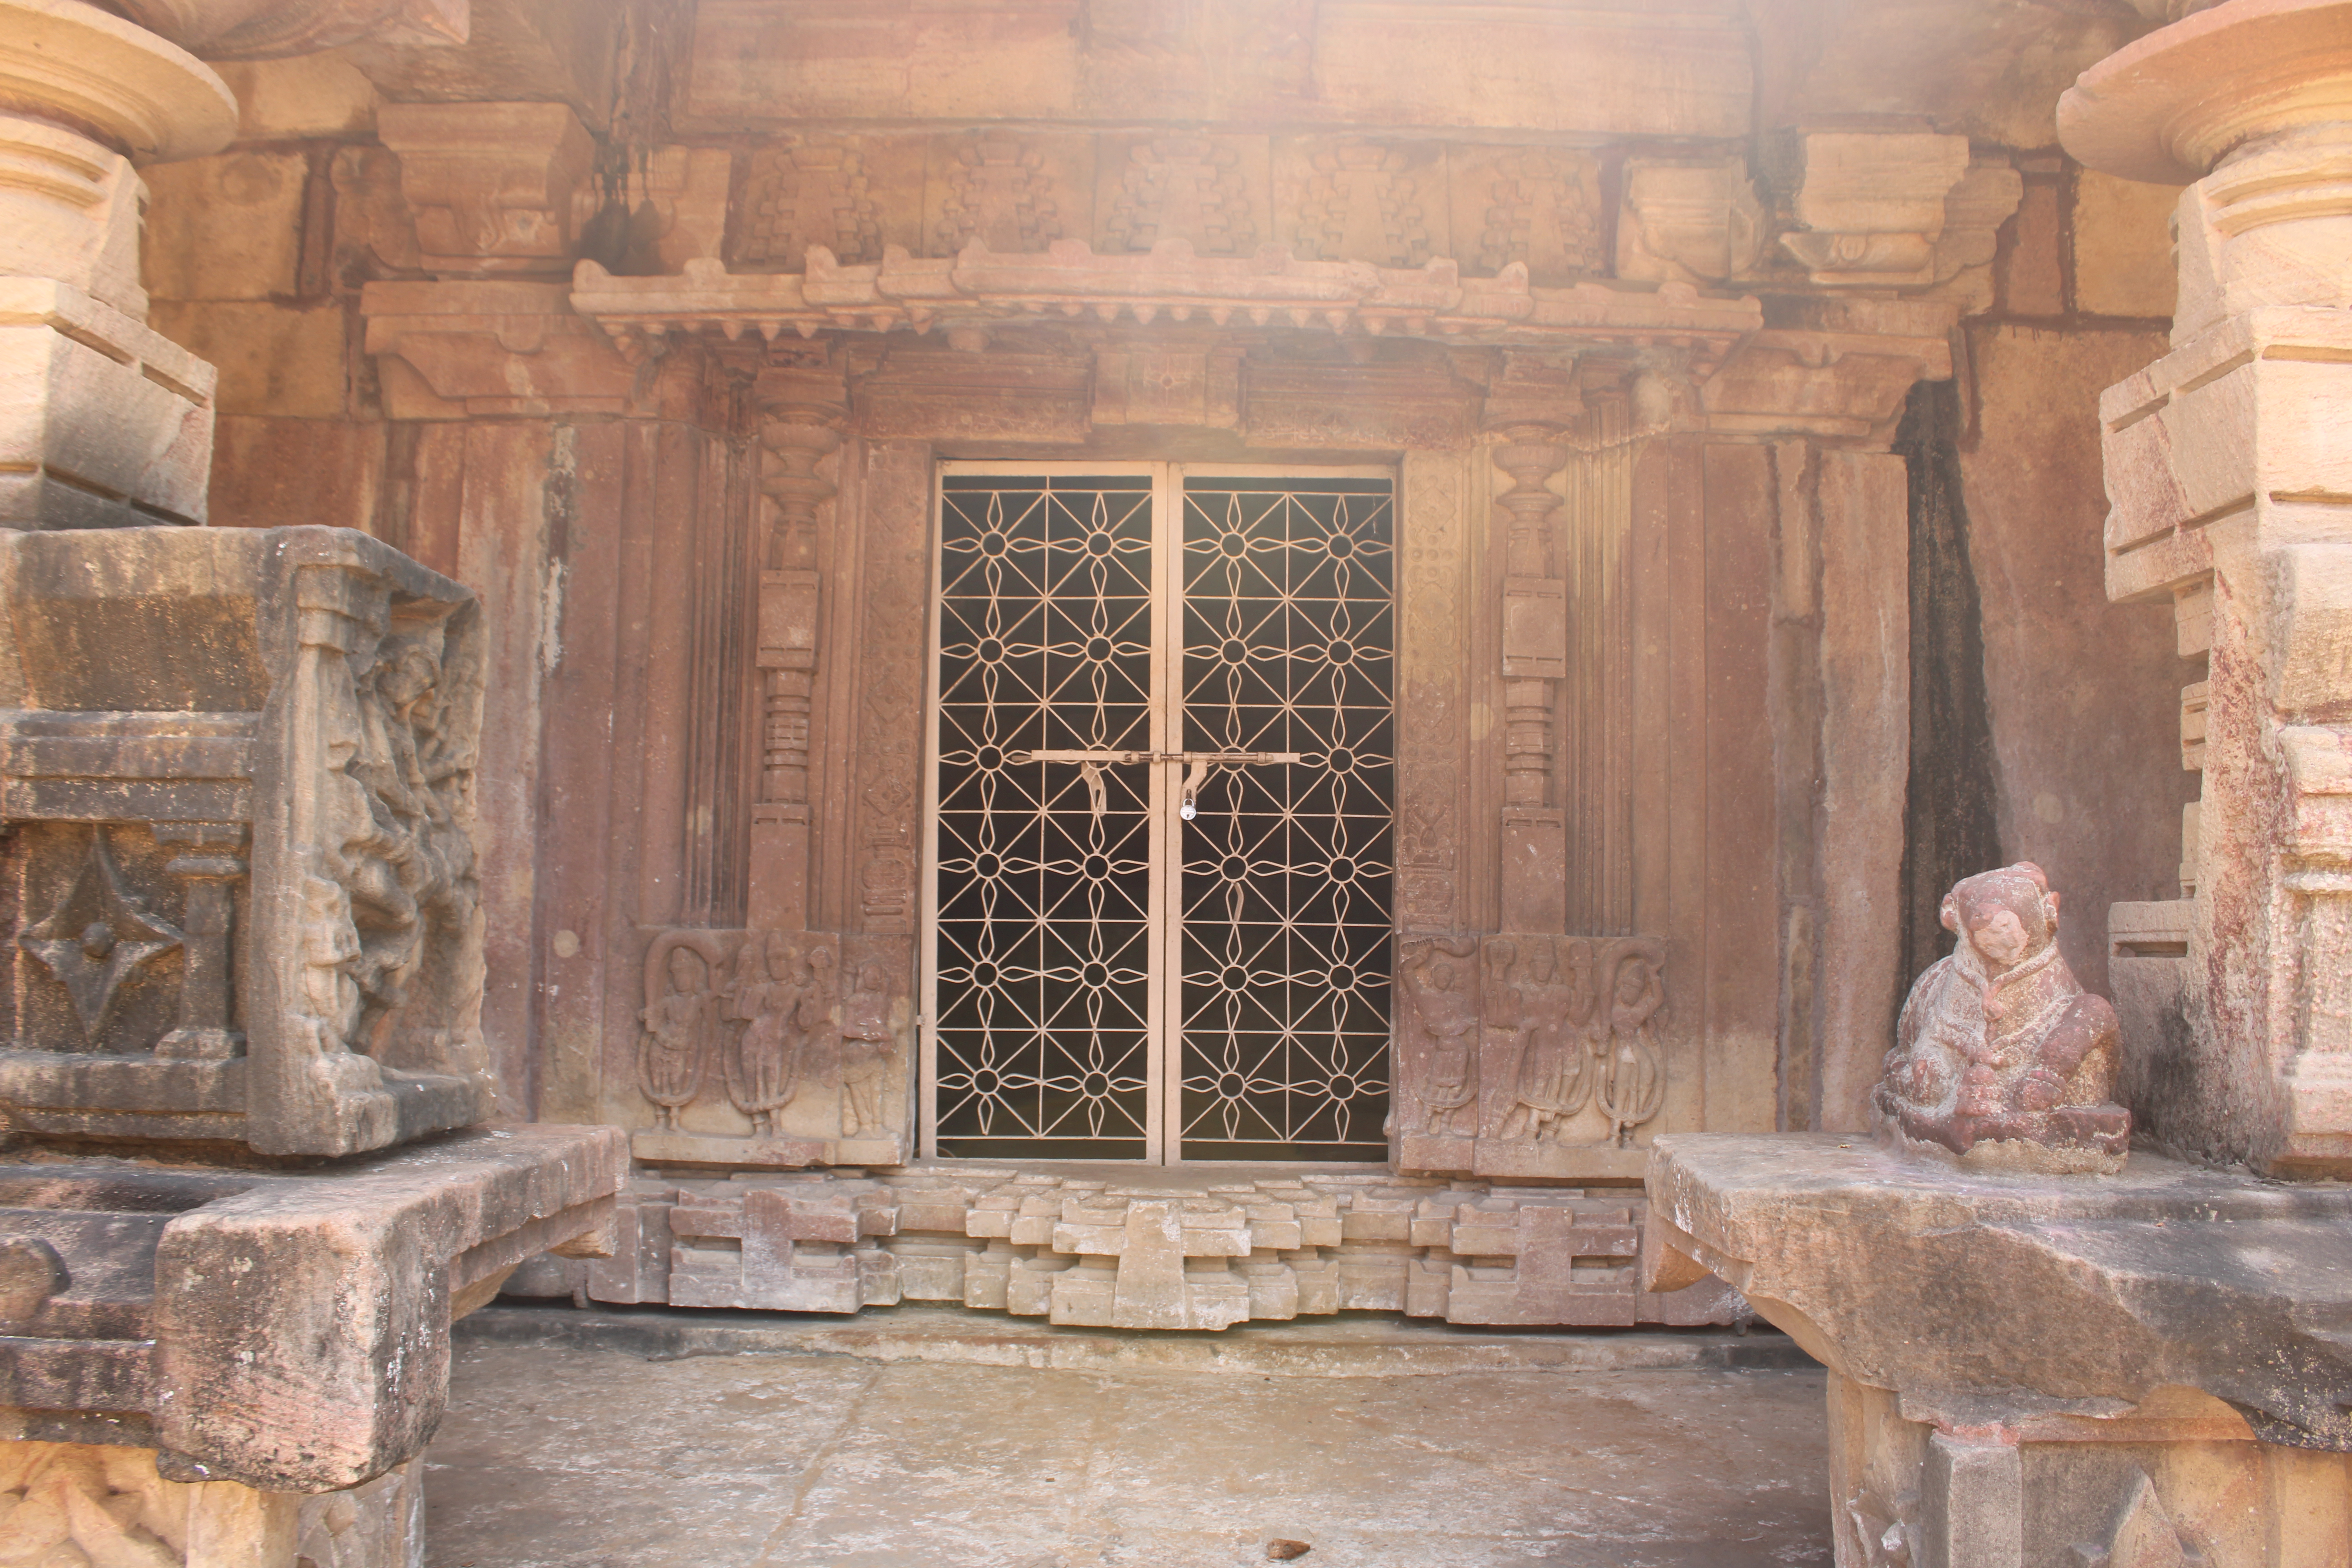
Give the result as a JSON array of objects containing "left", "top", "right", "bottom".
[{"left": 1012, "top": 749, "right": 1305, "bottom": 822}]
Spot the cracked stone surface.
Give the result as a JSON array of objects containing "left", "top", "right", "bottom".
[{"left": 423, "top": 1308, "right": 1830, "bottom": 1568}]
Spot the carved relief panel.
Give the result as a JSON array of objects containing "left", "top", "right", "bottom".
[
  {"left": 1094, "top": 134, "right": 1271, "bottom": 257},
  {"left": 0, "top": 528, "right": 493, "bottom": 1156},
  {"left": 1393, "top": 933, "right": 1667, "bottom": 1179},
  {"left": 924, "top": 132, "right": 1095, "bottom": 255},
  {"left": 630, "top": 927, "right": 913, "bottom": 1169},
  {"left": 728, "top": 137, "right": 926, "bottom": 271},
  {"left": 1448, "top": 147, "right": 1604, "bottom": 285}
]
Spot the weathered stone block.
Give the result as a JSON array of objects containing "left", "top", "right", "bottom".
[
  {"left": 142, "top": 152, "right": 312, "bottom": 303},
  {"left": 0, "top": 281, "right": 216, "bottom": 528},
  {"left": 0, "top": 526, "right": 495, "bottom": 1156},
  {"left": 2073, "top": 169, "right": 2180, "bottom": 320},
  {"left": 0, "top": 1441, "right": 421, "bottom": 1568},
  {"left": 147, "top": 301, "right": 348, "bottom": 420}
]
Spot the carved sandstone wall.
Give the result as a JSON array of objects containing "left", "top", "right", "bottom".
[{"left": 132, "top": 0, "right": 2193, "bottom": 1154}]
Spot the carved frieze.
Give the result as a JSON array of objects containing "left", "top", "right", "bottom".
[
  {"left": 1395, "top": 450, "right": 1470, "bottom": 935},
  {"left": 927, "top": 132, "right": 1091, "bottom": 255},
  {"left": 628, "top": 927, "right": 912, "bottom": 1168},
  {"left": 1451, "top": 147, "right": 1603, "bottom": 285},
  {"left": 730, "top": 138, "right": 926, "bottom": 272},
  {"left": 1393, "top": 933, "right": 1669, "bottom": 1179},
  {"left": 850, "top": 444, "right": 932, "bottom": 936},
  {"left": 572, "top": 243, "right": 1761, "bottom": 363}
]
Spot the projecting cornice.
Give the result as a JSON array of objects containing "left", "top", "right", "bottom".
[{"left": 568, "top": 240, "right": 1765, "bottom": 373}]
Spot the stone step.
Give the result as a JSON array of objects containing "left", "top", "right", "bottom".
[{"left": 458, "top": 1300, "right": 1813, "bottom": 1379}]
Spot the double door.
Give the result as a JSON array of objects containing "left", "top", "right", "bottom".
[{"left": 921, "top": 465, "right": 1396, "bottom": 1162}]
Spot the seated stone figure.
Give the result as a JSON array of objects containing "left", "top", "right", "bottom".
[{"left": 1875, "top": 862, "right": 2131, "bottom": 1173}]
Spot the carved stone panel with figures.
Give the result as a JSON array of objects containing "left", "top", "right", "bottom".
[
  {"left": 628, "top": 927, "right": 913, "bottom": 1169},
  {"left": 1394, "top": 933, "right": 1668, "bottom": 1179},
  {"left": 0, "top": 526, "right": 493, "bottom": 1157}
]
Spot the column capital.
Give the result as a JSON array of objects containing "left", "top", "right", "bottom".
[{"left": 2059, "top": 0, "right": 2352, "bottom": 185}]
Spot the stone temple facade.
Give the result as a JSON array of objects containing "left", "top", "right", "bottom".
[{"left": 0, "top": 0, "right": 2347, "bottom": 1561}]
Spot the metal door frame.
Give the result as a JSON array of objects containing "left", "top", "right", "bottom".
[{"left": 920, "top": 460, "right": 1396, "bottom": 1165}]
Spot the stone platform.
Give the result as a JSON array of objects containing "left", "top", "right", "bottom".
[
  {"left": 576, "top": 1162, "right": 1745, "bottom": 1331},
  {"left": 430, "top": 1304, "right": 1829, "bottom": 1568},
  {"left": 1644, "top": 1133, "right": 2352, "bottom": 1567}
]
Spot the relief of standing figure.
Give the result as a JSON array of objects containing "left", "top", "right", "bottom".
[
  {"left": 726, "top": 934, "right": 838, "bottom": 1136},
  {"left": 639, "top": 943, "right": 715, "bottom": 1129},
  {"left": 1594, "top": 941, "right": 1667, "bottom": 1145},
  {"left": 838, "top": 957, "right": 893, "bottom": 1138},
  {"left": 1496, "top": 939, "right": 1601, "bottom": 1143},
  {"left": 1398, "top": 940, "right": 1480, "bottom": 1136}
]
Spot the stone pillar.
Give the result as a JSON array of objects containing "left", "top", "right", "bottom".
[
  {"left": 1700, "top": 299, "right": 1960, "bottom": 1132},
  {"left": 0, "top": 0, "right": 235, "bottom": 528},
  {"left": 748, "top": 367, "right": 847, "bottom": 936},
  {"left": 2060, "top": 0, "right": 2352, "bottom": 1174}
]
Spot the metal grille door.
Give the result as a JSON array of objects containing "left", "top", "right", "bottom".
[
  {"left": 1176, "top": 480, "right": 1394, "bottom": 1159},
  {"left": 924, "top": 467, "right": 1394, "bottom": 1162}
]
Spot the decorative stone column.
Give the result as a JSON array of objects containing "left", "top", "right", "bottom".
[
  {"left": 748, "top": 365, "right": 847, "bottom": 936},
  {"left": 1486, "top": 358, "right": 1575, "bottom": 937},
  {"left": 0, "top": 0, "right": 235, "bottom": 528},
  {"left": 2060, "top": 0, "right": 2352, "bottom": 1174}
]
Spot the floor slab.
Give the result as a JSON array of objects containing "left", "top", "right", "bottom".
[{"left": 426, "top": 1307, "right": 1831, "bottom": 1568}]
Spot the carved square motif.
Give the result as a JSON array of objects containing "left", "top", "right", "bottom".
[
  {"left": 1271, "top": 136, "right": 1450, "bottom": 268},
  {"left": 1446, "top": 146, "right": 1605, "bottom": 285},
  {"left": 921, "top": 131, "right": 1095, "bottom": 257},
  {"left": 1501, "top": 575, "right": 1567, "bottom": 680},
  {"left": 727, "top": 136, "right": 927, "bottom": 272},
  {"left": 1092, "top": 133, "right": 1271, "bottom": 258}
]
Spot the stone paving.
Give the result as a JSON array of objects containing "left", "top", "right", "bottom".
[{"left": 424, "top": 1306, "right": 1830, "bottom": 1568}]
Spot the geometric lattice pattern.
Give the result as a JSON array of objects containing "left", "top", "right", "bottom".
[
  {"left": 932, "top": 475, "right": 1156, "bottom": 1157},
  {"left": 929, "top": 471, "right": 1394, "bottom": 1162},
  {"left": 1177, "top": 480, "right": 1394, "bottom": 1159}
]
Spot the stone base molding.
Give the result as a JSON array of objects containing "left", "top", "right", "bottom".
[{"left": 585, "top": 1166, "right": 1743, "bottom": 1332}]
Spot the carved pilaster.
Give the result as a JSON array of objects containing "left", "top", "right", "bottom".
[
  {"left": 746, "top": 368, "right": 846, "bottom": 936},
  {"left": 153, "top": 821, "right": 246, "bottom": 1061},
  {"left": 1396, "top": 450, "right": 1472, "bottom": 935},
  {"left": 1493, "top": 426, "right": 1570, "bottom": 936}
]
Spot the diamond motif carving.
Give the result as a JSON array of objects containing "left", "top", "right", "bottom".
[{"left": 18, "top": 831, "right": 183, "bottom": 1040}]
